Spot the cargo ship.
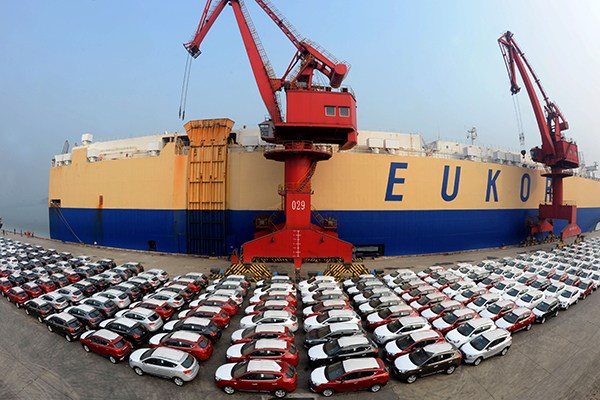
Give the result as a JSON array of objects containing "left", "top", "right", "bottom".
[{"left": 48, "top": 118, "right": 600, "bottom": 258}]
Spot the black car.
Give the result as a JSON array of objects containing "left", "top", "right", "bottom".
[
  {"left": 121, "top": 262, "right": 144, "bottom": 275},
  {"left": 308, "top": 336, "right": 378, "bottom": 366},
  {"left": 81, "top": 297, "right": 119, "bottom": 318},
  {"left": 59, "top": 252, "right": 73, "bottom": 261},
  {"left": 127, "top": 279, "right": 153, "bottom": 295},
  {"left": 160, "top": 285, "right": 194, "bottom": 303},
  {"left": 392, "top": 342, "right": 461, "bottom": 384},
  {"left": 72, "top": 281, "right": 97, "bottom": 297},
  {"left": 50, "top": 274, "right": 69, "bottom": 288},
  {"left": 66, "top": 304, "right": 105, "bottom": 329},
  {"left": 97, "top": 259, "right": 116, "bottom": 270},
  {"left": 111, "top": 266, "right": 134, "bottom": 281},
  {"left": 304, "top": 323, "right": 365, "bottom": 348},
  {"left": 87, "top": 276, "right": 110, "bottom": 292},
  {"left": 532, "top": 297, "right": 560, "bottom": 324},
  {"left": 164, "top": 317, "right": 221, "bottom": 342},
  {"left": 111, "top": 283, "right": 143, "bottom": 302},
  {"left": 100, "top": 317, "right": 150, "bottom": 346},
  {"left": 8, "top": 274, "right": 27, "bottom": 286},
  {"left": 24, "top": 298, "right": 56, "bottom": 323},
  {"left": 75, "top": 266, "right": 94, "bottom": 279},
  {"left": 46, "top": 312, "right": 85, "bottom": 341}
]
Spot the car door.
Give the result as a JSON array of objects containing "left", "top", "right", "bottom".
[
  {"left": 421, "top": 354, "right": 443, "bottom": 376},
  {"left": 339, "top": 371, "right": 362, "bottom": 391},
  {"left": 485, "top": 337, "right": 505, "bottom": 358},
  {"left": 237, "top": 373, "right": 261, "bottom": 391},
  {"left": 142, "top": 357, "right": 163, "bottom": 376},
  {"left": 354, "top": 370, "right": 377, "bottom": 390}
]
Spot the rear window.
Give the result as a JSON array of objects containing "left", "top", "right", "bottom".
[
  {"left": 132, "top": 325, "right": 146, "bottom": 335},
  {"left": 148, "top": 313, "right": 159, "bottom": 321},
  {"left": 199, "top": 337, "right": 209, "bottom": 348},
  {"left": 67, "top": 320, "right": 81, "bottom": 328},
  {"left": 114, "top": 339, "right": 127, "bottom": 348},
  {"left": 285, "top": 365, "right": 295, "bottom": 378},
  {"left": 181, "top": 355, "right": 194, "bottom": 368}
]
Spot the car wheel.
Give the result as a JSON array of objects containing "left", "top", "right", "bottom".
[
  {"left": 322, "top": 389, "right": 334, "bottom": 397},
  {"left": 473, "top": 357, "right": 483, "bottom": 366},
  {"left": 65, "top": 335, "right": 72, "bottom": 342},
  {"left": 501, "top": 346, "right": 510, "bottom": 356},
  {"left": 223, "top": 386, "right": 235, "bottom": 395},
  {"left": 47, "top": 325, "right": 53, "bottom": 332},
  {"left": 565, "top": 304, "right": 569, "bottom": 310},
  {"left": 83, "top": 345, "right": 90, "bottom": 352},
  {"left": 575, "top": 299, "right": 579, "bottom": 305},
  {"left": 526, "top": 324, "right": 532, "bottom": 331},
  {"left": 370, "top": 384, "right": 382, "bottom": 392},
  {"left": 555, "top": 310, "right": 559, "bottom": 317},
  {"left": 37, "top": 316, "right": 43, "bottom": 323},
  {"left": 540, "top": 317, "right": 546, "bottom": 324},
  {"left": 134, "top": 367, "right": 144, "bottom": 376},
  {"left": 15, "top": 302, "right": 20, "bottom": 309},
  {"left": 446, "top": 365, "right": 456, "bottom": 374},
  {"left": 109, "top": 356, "right": 117, "bottom": 364},
  {"left": 406, "top": 375, "right": 418, "bottom": 384},
  {"left": 173, "top": 377, "right": 184, "bottom": 386},
  {"left": 273, "top": 389, "right": 287, "bottom": 398},
  {"left": 25, "top": 308, "right": 30, "bottom": 315}
]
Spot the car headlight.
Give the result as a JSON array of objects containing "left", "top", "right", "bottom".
[{"left": 215, "top": 376, "right": 222, "bottom": 381}]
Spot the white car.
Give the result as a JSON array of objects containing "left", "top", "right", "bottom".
[
  {"left": 307, "top": 335, "right": 376, "bottom": 364},
  {"left": 366, "top": 304, "right": 415, "bottom": 327},
  {"left": 300, "top": 283, "right": 340, "bottom": 298},
  {"left": 420, "top": 300, "right": 463, "bottom": 321},
  {"left": 373, "top": 316, "right": 431, "bottom": 344},
  {"left": 417, "top": 266, "right": 445, "bottom": 279},
  {"left": 383, "top": 269, "right": 416, "bottom": 284},
  {"left": 144, "top": 291, "right": 185, "bottom": 310},
  {"left": 95, "top": 289, "right": 131, "bottom": 309},
  {"left": 302, "top": 299, "right": 349, "bottom": 318},
  {"left": 136, "top": 274, "right": 161, "bottom": 288},
  {"left": 299, "top": 276, "right": 336, "bottom": 291},
  {"left": 460, "top": 328, "right": 512, "bottom": 365},
  {"left": 303, "top": 310, "right": 360, "bottom": 332},
  {"left": 255, "top": 276, "right": 291, "bottom": 288},
  {"left": 543, "top": 282, "right": 566, "bottom": 299},
  {"left": 249, "top": 291, "right": 296, "bottom": 305},
  {"left": 144, "top": 268, "right": 169, "bottom": 283},
  {"left": 467, "top": 293, "right": 500, "bottom": 312},
  {"left": 225, "top": 339, "right": 292, "bottom": 361},
  {"left": 557, "top": 286, "right": 580, "bottom": 310},
  {"left": 239, "top": 310, "right": 298, "bottom": 332},
  {"left": 445, "top": 317, "right": 496, "bottom": 348},
  {"left": 115, "top": 307, "right": 164, "bottom": 332},
  {"left": 302, "top": 290, "right": 347, "bottom": 306},
  {"left": 359, "top": 295, "right": 404, "bottom": 315},
  {"left": 515, "top": 289, "right": 544, "bottom": 309},
  {"left": 442, "top": 280, "right": 476, "bottom": 297},
  {"left": 479, "top": 300, "right": 516, "bottom": 320},
  {"left": 197, "top": 289, "right": 243, "bottom": 305},
  {"left": 347, "top": 280, "right": 385, "bottom": 296},
  {"left": 501, "top": 284, "right": 529, "bottom": 302},
  {"left": 56, "top": 285, "right": 85, "bottom": 304}
]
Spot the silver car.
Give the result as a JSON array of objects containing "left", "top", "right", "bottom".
[
  {"left": 115, "top": 307, "right": 164, "bottom": 332},
  {"left": 129, "top": 347, "right": 199, "bottom": 386},
  {"left": 460, "top": 329, "right": 512, "bottom": 365}
]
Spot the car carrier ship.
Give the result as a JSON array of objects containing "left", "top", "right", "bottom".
[{"left": 48, "top": 119, "right": 600, "bottom": 258}]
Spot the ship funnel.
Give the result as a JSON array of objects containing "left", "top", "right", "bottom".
[{"left": 81, "top": 133, "right": 94, "bottom": 146}]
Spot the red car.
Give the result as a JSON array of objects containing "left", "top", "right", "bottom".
[
  {"left": 66, "top": 272, "right": 82, "bottom": 283},
  {"left": 22, "top": 282, "right": 43, "bottom": 299},
  {"left": 225, "top": 339, "right": 299, "bottom": 366},
  {"left": 192, "top": 296, "right": 239, "bottom": 316},
  {"left": 80, "top": 328, "right": 133, "bottom": 364},
  {"left": 6, "top": 287, "right": 29, "bottom": 308},
  {"left": 432, "top": 308, "right": 479, "bottom": 334},
  {"left": 149, "top": 330, "right": 213, "bottom": 361},
  {"left": 36, "top": 278, "right": 58, "bottom": 294},
  {"left": 479, "top": 300, "right": 517, "bottom": 321},
  {"left": 454, "top": 287, "right": 489, "bottom": 304},
  {"left": 178, "top": 305, "right": 231, "bottom": 328},
  {"left": 578, "top": 280, "right": 594, "bottom": 299},
  {"left": 230, "top": 325, "right": 295, "bottom": 345},
  {"left": 420, "top": 300, "right": 464, "bottom": 322},
  {"left": 214, "top": 359, "right": 297, "bottom": 397},
  {"left": 309, "top": 357, "right": 389, "bottom": 396},
  {"left": 495, "top": 307, "right": 535, "bottom": 332},
  {"left": 383, "top": 330, "right": 444, "bottom": 362},
  {"left": 0, "top": 278, "right": 13, "bottom": 296},
  {"left": 173, "top": 277, "right": 204, "bottom": 293},
  {"left": 134, "top": 299, "right": 175, "bottom": 320},
  {"left": 365, "top": 305, "right": 418, "bottom": 330}
]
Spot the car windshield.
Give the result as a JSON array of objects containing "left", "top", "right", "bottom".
[
  {"left": 387, "top": 320, "right": 402, "bottom": 332},
  {"left": 448, "top": 283, "right": 462, "bottom": 290},
  {"left": 181, "top": 355, "right": 194, "bottom": 368},
  {"left": 472, "top": 297, "right": 488, "bottom": 306},
  {"left": 131, "top": 325, "right": 145, "bottom": 336},
  {"left": 531, "top": 281, "right": 542, "bottom": 289},
  {"left": 521, "top": 294, "right": 534, "bottom": 303},
  {"left": 503, "top": 312, "right": 519, "bottom": 323},
  {"left": 323, "top": 341, "right": 341, "bottom": 355},
  {"left": 114, "top": 338, "right": 127, "bottom": 348},
  {"left": 89, "top": 309, "right": 101, "bottom": 319},
  {"left": 442, "top": 313, "right": 459, "bottom": 324},
  {"left": 506, "top": 288, "right": 520, "bottom": 297},
  {"left": 242, "top": 342, "right": 257, "bottom": 353},
  {"left": 408, "top": 348, "right": 431, "bottom": 366},
  {"left": 408, "top": 289, "right": 420, "bottom": 297},
  {"left": 560, "top": 290, "right": 574, "bottom": 298},
  {"left": 232, "top": 361, "right": 249, "bottom": 378},
  {"left": 578, "top": 282, "right": 589, "bottom": 289},
  {"left": 396, "top": 335, "right": 416, "bottom": 350},
  {"left": 379, "top": 309, "right": 393, "bottom": 319},
  {"left": 370, "top": 299, "right": 383, "bottom": 307},
  {"left": 457, "top": 323, "right": 475, "bottom": 336},
  {"left": 495, "top": 282, "right": 507, "bottom": 290},
  {"left": 536, "top": 302, "right": 551, "bottom": 312},
  {"left": 429, "top": 304, "right": 445, "bottom": 314},
  {"left": 39, "top": 303, "right": 52, "bottom": 312},
  {"left": 470, "top": 335, "right": 490, "bottom": 351},
  {"left": 461, "top": 290, "right": 475, "bottom": 298},
  {"left": 547, "top": 285, "right": 559, "bottom": 293},
  {"left": 316, "top": 314, "right": 330, "bottom": 323},
  {"left": 417, "top": 296, "right": 430, "bottom": 305},
  {"left": 315, "top": 326, "right": 332, "bottom": 337}
]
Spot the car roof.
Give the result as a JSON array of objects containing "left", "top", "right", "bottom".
[
  {"left": 387, "top": 304, "right": 412, "bottom": 312},
  {"left": 325, "top": 309, "right": 356, "bottom": 317},
  {"left": 29, "top": 298, "right": 48, "bottom": 306},
  {"left": 410, "top": 330, "right": 441, "bottom": 341},
  {"left": 171, "top": 331, "right": 202, "bottom": 342},
  {"left": 95, "top": 329, "right": 120, "bottom": 341},
  {"left": 195, "top": 305, "right": 221, "bottom": 313},
  {"left": 130, "top": 307, "right": 155, "bottom": 317},
  {"left": 480, "top": 329, "right": 510, "bottom": 341},
  {"left": 454, "top": 308, "right": 476, "bottom": 316},
  {"left": 466, "top": 318, "right": 493, "bottom": 328},
  {"left": 247, "top": 359, "right": 282, "bottom": 372},
  {"left": 337, "top": 335, "right": 370, "bottom": 347},
  {"left": 320, "top": 299, "right": 348, "bottom": 306},
  {"left": 424, "top": 342, "right": 455, "bottom": 354},
  {"left": 260, "top": 300, "right": 290, "bottom": 307},
  {"left": 74, "top": 304, "right": 96, "bottom": 312},
  {"left": 255, "top": 339, "right": 288, "bottom": 349},
  {"left": 185, "top": 317, "right": 211, "bottom": 326},
  {"left": 397, "top": 316, "right": 427, "bottom": 325},
  {"left": 254, "top": 324, "right": 286, "bottom": 333},
  {"left": 329, "top": 322, "right": 362, "bottom": 332},
  {"left": 11, "top": 286, "right": 25, "bottom": 293},
  {"left": 512, "top": 307, "right": 532, "bottom": 316},
  {"left": 115, "top": 318, "right": 139, "bottom": 328},
  {"left": 343, "top": 358, "right": 379, "bottom": 372},
  {"left": 263, "top": 310, "right": 292, "bottom": 318},
  {"left": 143, "top": 298, "right": 167, "bottom": 306},
  {"left": 152, "top": 347, "right": 186, "bottom": 362},
  {"left": 54, "top": 312, "right": 78, "bottom": 322}
]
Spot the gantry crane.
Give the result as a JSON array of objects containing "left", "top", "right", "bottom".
[
  {"left": 184, "top": 0, "right": 356, "bottom": 268},
  {"left": 498, "top": 31, "right": 581, "bottom": 241}
]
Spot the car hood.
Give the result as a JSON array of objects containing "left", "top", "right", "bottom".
[
  {"left": 445, "top": 329, "right": 467, "bottom": 346},
  {"left": 244, "top": 305, "right": 256, "bottom": 314},
  {"left": 302, "top": 306, "right": 315, "bottom": 317},
  {"left": 374, "top": 325, "right": 393, "bottom": 337},
  {"left": 189, "top": 299, "right": 201, "bottom": 308},
  {"left": 384, "top": 339, "right": 401, "bottom": 355},
  {"left": 310, "top": 367, "right": 328, "bottom": 386},
  {"left": 99, "top": 319, "right": 114, "bottom": 329},
  {"left": 359, "top": 303, "right": 374, "bottom": 313},
  {"left": 163, "top": 320, "right": 177, "bottom": 331},
  {"left": 353, "top": 294, "right": 367, "bottom": 303},
  {"left": 226, "top": 344, "right": 244, "bottom": 358},
  {"left": 367, "top": 313, "right": 383, "bottom": 323},
  {"left": 230, "top": 329, "right": 244, "bottom": 342},
  {"left": 215, "top": 363, "right": 236, "bottom": 381},
  {"left": 129, "top": 348, "right": 146, "bottom": 364},
  {"left": 249, "top": 295, "right": 262, "bottom": 303},
  {"left": 479, "top": 309, "right": 494, "bottom": 319},
  {"left": 495, "top": 318, "right": 511, "bottom": 330},
  {"left": 394, "top": 354, "right": 418, "bottom": 372},
  {"left": 421, "top": 308, "right": 436, "bottom": 319},
  {"left": 80, "top": 330, "right": 96, "bottom": 340},
  {"left": 432, "top": 318, "right": 450, "bottom": 330},
  {"left": 149, "top": 333, "right": 167, "bottom": 346},
  {"left": 460, "top": 341, "right": 478, "bottom": 357},
  {"left": 239, "top": 316, "right": 254, "bottom": 327},
  {"left": 177, "top": 310, "right": 190, "bottom": 319},
  {"left": 308, "top": 345, "right": 327, "bottom": 361}
]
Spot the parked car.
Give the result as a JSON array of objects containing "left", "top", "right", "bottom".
[
  {"left": 303, "top": 322, "right": 365, "bottom": 348},
  {"left": 557, "top": 286, "right": 581, "bottom": 310},
  {"left": 115, "top": 307, "right": 164, "bottom": 332},
  {"left": 65, "top": 304, "right": 105, "bottom": 330},
  {"left": 392, "top": 342, "right": 461, "bottom": 383},
  {"left": 46, "top": 311, "right": 85, "bottom": 341},
  {"left": 303, "top": 310, "right": 360, "bottom": 332},
  {"left": 95, "top": 289, "right": 131, "bottom": 309},
  {"left": 22, "top": 282, "right": 43, "bottom": 299},
  {"left": 129, "top": 347, "right": 199, "bottom": 386},
  {"left": 245, "top": 300, "right": 296, "bottom": 316},
  {"left": 57, "top": 286, "right": 85, "bottom": 304},
  {"left": 99, "top": 317, "right": 151, "bottom": 346},
  {"left": 365, "top": 304, "right": 417, "bottom": 329},
  {"left": 230, "top": 324, "right": 294, "bottom": 345},
  {"left": 308, "top": 335, "right": 378, "bottom": 366},
  {"left": 420, "top": 300, "right": 464, "bottom": 322},
  {"left": 177, "top": 305, "right": 230, "bottom": 329},
  {"left": 39, "top": 292, "right": 70, "bottom": 312},
  {"left": 190, "top": 295, "right": 238, "bottom": 316},
  {"left": 24, "top": 298, "right": 56, "bottom": 322},
  {"left": 162, "top": 317, "right": 221, "bottom": 342},
  {"left": 214, "top": 359, "right": 297, "bottom": 398},
  {"left": 460, "top": 328, "right": 512, "bottom": 365},
  {"left": 432, "top": 308, "right": 479, "bottom": 334},
  {"left": 6, "top": 286, "right": 29, "bottom": 308},
  {"left": 149, "top": 330, "right": 213, "bottom": 361},
  {"left": 226, "top": 339, "right": 299, "bottom": 366},
  {"left": 373, "top": 316, "right": 431, "bottom": 345},
  {"left": 532, "top": 297, "right": 560, "bottom": 324},
  {"left": 445, "top": 318, "right": 497, "bottom": 348},
  {"left": 80, "top": 328, "right": 133, "bottom": 363},
  {"left": 80, "top": 296, "right": 119, "bottom": 318},
  {"left": 309, "top": 357, "right": 389, "bottom": 396},
  {"left": 383, "top": 330, "right": 444, "bottom": 362},
  {"left": 495, "top": 307, "right": 535, "bottom": 332},
  {"left": 466, "top": 293, "right": 500, "bottom": 312},
  {"left": 239, "top": 310, "right": 299, "bottom": 332}
]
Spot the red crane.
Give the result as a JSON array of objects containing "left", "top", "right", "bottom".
[
  {"left": 498, "top": 31, "right": 581, "bottom": 241},
  {"left": 184, "top": 0, "right": 356, "bottom": 268}
]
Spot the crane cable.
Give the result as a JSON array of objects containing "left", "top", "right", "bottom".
[
  {"left": 512, "top": 93, "right": 526, "bottom": 149},
  {"left": 179, "top": 54, "right": 193, "bottom": 120}
]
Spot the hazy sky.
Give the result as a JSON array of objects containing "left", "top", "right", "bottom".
[{"left": 1, "top": 0, "right": 599, "bottom": 235}]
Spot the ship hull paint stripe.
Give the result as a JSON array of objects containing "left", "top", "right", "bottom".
[{"left": 49, "top": 207, "right": 600, "bottom": 256}]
